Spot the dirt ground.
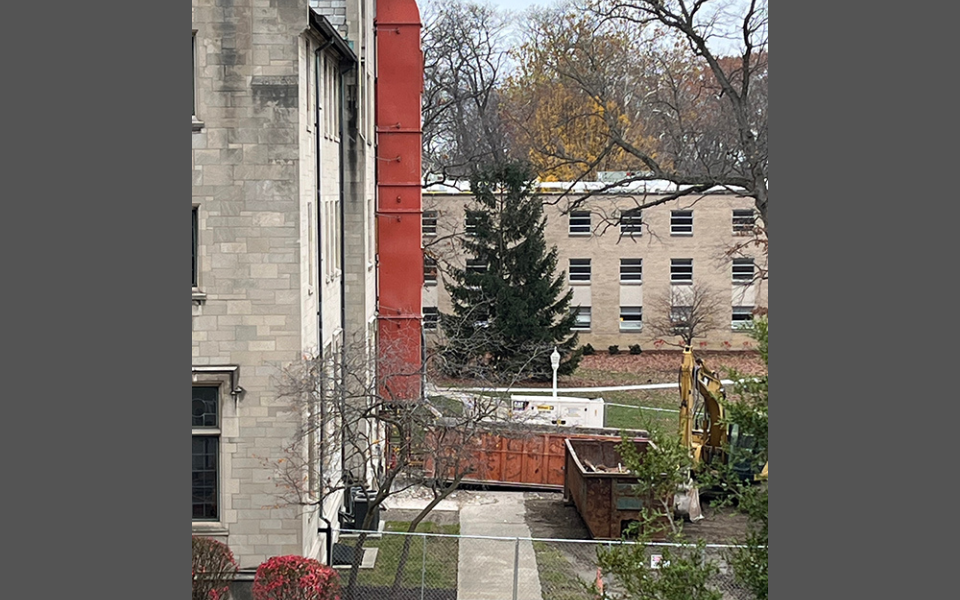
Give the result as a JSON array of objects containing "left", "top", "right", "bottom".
[{"left": 522, "top": 491, "right": 749, "bottom": 544}]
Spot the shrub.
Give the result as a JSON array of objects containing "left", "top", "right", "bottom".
[
  {"left": 193, "top": 537, "right": 237, "bottom": 600},
  {"left": 629, "top": 344, "right": 642, "bottom": 355},
  {"left": 608, "top": 345, "right": 620, "bottom": 355},
  {"left": 582, "top": 343, "right": 595, "bottom": 356},
  {"left": 253, "top": 555, "right": 340, "bottom": 600}
]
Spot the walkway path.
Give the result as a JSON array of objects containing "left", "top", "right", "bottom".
[{"left": 457, "top": 492, "right": 542, "bottom": 600}]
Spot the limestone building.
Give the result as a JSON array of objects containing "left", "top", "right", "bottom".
[{"left": 192, "top": 0, "right": 382, "bottom": 569}]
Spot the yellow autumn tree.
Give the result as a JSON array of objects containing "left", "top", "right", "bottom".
[{"left": 501, "top": 9, "right": 659, "bottom": 181}]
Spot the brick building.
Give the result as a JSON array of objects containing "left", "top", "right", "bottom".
[{"left": 421, "top": 184, "right": 768, "bottom": 351}]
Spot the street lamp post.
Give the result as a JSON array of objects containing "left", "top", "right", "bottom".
[{"left": 550, "top": 347, "right": 560, "bottom": 401}]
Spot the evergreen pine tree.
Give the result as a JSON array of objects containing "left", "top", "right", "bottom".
[{"left": 438, "top": 160, "right": 581, "bottom": 382}]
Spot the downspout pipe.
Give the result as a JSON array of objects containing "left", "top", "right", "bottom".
[{"left": 314, "top": 39, "right": 333, "bottom": 568}]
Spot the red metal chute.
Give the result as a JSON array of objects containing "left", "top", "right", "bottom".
[{"left": 375, "top": 0, "right": 423, "bottom": 402}]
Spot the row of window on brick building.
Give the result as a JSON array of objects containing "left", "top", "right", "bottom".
[
  {"left": 422, "top": 303, "right": 754, "bottom": 333},
  {"left": 421, "top": 208, "right": 757, "bottom": 237},
  {"left": 424, "top": 256, "right": 756, "bottom": 286}
]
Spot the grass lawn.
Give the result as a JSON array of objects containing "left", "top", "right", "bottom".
[
  {"left": 335, "top": 521, "right": 459, "bottom": 589},
  {"left": 532, "top": 541, "right": 594, "bottom": 600}
]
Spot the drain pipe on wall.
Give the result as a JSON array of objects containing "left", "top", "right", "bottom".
[{"left": 313, "top": 37, "right": 333, "bottom": 567}]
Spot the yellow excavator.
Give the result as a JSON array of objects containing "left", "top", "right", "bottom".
[{"left": 678, "top": 346, "right": 768, "bottom": 481}]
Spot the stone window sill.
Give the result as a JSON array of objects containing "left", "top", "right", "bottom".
[{"left": 192, "top": 118, "right": 205, "bottom": 132}]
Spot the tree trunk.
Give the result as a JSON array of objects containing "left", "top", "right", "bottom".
[{"left": 388, "top": 491, "right": 450, "bottom": 600}]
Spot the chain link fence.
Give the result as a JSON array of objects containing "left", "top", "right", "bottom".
[{"left": 332, "top": 529, "right": 756, "bottom": 600}]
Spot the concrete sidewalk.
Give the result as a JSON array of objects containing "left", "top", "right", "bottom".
[
  {"left": 377, "top": 487, "right": 544, "bottom": 600},
  {"left": 457, "top": 492, "right": 543, "bottom": 600}
]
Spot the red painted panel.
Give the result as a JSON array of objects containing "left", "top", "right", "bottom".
[
  {"left": 377, "top": 133, "right": 423, "bottom": 185},
  {"left": 376, "top": 214, "right": 422, "bottom": 312},
  {"left": 377, "top": 185, "right": 422, "bottom": 212},
  {"left": 377, "top": 0, "right": 423, "bottom": 402}
]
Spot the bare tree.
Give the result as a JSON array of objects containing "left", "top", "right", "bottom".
[
  {"left": 420, "top": 0, "right": 513, "bottom": 183},
  {"left": 266, "top": 332, "right": 526, "bottom": 599},
  {"left": 646, "top": 283, "right": 725, "bottom": 346}
]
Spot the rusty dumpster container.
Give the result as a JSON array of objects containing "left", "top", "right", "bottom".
[
  {"left": 563, "top": 437, "right": 669, "bottom": 540},
  {"left": 423, "top": 422, "right": 648, "bottom": 490}
]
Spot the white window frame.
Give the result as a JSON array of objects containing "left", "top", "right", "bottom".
[
  {"left": 465, "top": 213, "right": 479, "bottom": 237},
  {"left": 671, "top": 258, "right": 693, "bottom": 283},
  {"left": 423, "top": 256, "right": 437, "bottom": 285},
  {"left": 732, "top": 306, "right": 755, "bottom": 330},
  {"left": 620, "top": 306, "right": 643, "bottom": 332},
  {"left": 620, "top": 210, "right": 643, "bottom": 236},
  {"left": 671, "top": 210, "right": 693, "bottom": 235},
  {"left": 466, "top": 258, "right": 487, "bottom": 274},
  {"left": 733, "top": 209, "right": 756, "bottom": 235},
  {"left": 732, "top": 258, "right": 755, "bottom": 283},
  {"left": 422, "top": 210, "right": 438, "bottom": 236},
  {"left": 423, "top": 307, "right": 439, "bottom": 330},
  {"left": 569, "top": 211, "right": 592, "bottom": 235},
  {"left": 620, "top": 258, "right": 642, "bottom": 283},
  {"left": 573, "top": 307, "right": 592, "bottom": 330},
  {"left": 569, "top": 258, "right": 591, "bottom": 282}
]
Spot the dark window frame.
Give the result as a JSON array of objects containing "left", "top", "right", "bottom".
[
  {"left": 192, "top": 385, "right": 220, "bottom": 521},
  {"left": 192, "top": 207, "right": 199, "bottom": 287}
]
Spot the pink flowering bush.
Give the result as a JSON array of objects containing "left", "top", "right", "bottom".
[
  {"left": 253, "top": 555, "right": 340, "bottom": 600},
  {"left": 192, "top": 536, "right": 237, "bottom": 600}
]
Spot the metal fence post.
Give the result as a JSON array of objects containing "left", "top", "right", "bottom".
[
  {"left": 512, "top": 537, "right": 520, "bottom": 600},
  {"left": 421, "top": 533, "right": 427, "bottom": 600}
]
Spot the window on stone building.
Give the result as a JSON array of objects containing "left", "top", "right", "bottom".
[
  {"left": 192, "top": 33, "right": 197, "bottom": 118},
  {"left": 573, "top": 307, "right": 592, "bottom": 330},
  {"left": 732, "top": 306, "right": 755, "bottom": 329},
  {"left": 422, "top": 210, "right": 438, "bottom": 236},
  {"left": 670, "top": 305, "right": 693, "bottom": 334},
  {"left": 620, "top": 210, "right": 643, "bottom": 235},
  {"left": 620, "top": 307, "right": 643, "bottom": 331},
  {"left": 192, "top": 386, "right": 220, "bottom": 521},
  {"left": 569, "top": 258, "right": 591, "bottom": 282},
  {"left": 569, "top": 211, "right": 591, "bottom": 235},
  {"left": 465, "top": 213, "right": 479, "bottom": 237},
  {"left": 424, "top": 256, "right": 437, "bottom": 285},
  {"left": 671, "top": 259, "right": 693, "bottom": 283},
  {"left": 620, "top": 258, "right": 642, "bottom": 282},
  {"left": 732, "top": 258, "right": 755, "bottom": 283},
  {"left": 733, "top": 209, "right": 756, "bottom": 234},
  {"left": 671, "top": 210, "right": 693, "bottom": 235},
  {"left": 466, "top": 259, "right": 487, "bottom": 274},
  {"left": 192, "top": 207, "right": 199, "bottom": 287},
  {"left": 423, "top": 307, "right": 439, "bottom": 330}
]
